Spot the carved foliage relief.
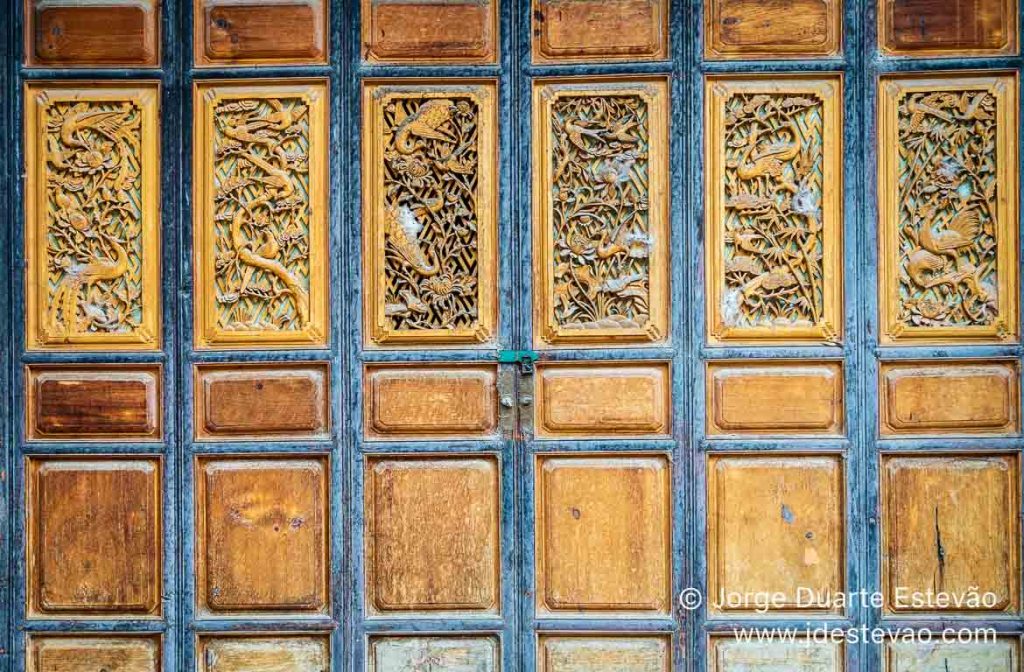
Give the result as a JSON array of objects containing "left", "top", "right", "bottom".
[
  {"left": 195, "top": 80, "right": 328, "bottom": 348},
  {"left": 534, "top": 80, "right": 668, "bottom": 347},
  {"left": 707, "top": 76, "right": 842, "bottom": 343},
  {"left": 26, "top": 83, "right": 160, "bottom": 350},
  {"left": 881, "top": 74, "right": 1018, "bottom": 343},
  {"left": 364, "top": 83, "right": 497, "bottom": 346}
]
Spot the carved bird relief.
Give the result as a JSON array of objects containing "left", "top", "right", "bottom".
[
  {"left": 393, "top": 99, "right": 457, "bottom": 155},
  {"left": 385, "top": 205, "right": 439, "bottom": 277}
]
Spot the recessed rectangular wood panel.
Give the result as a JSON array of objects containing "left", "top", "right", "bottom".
[
  {"left": 362, "top": 81, "right": 498, "bottom": 347},
  {"left": 711, "top": 638, "right": 843, "bottom": 671},
  {"left": 705, "top": 74, "right": 844, "bottom": 344},
  {"left": 193, "top": 79, "right": 329, "bottom": 349},
  {"left": 27, "top": 635, "right": 160, "bottom": 672},
  {"left": 886, "top": 639, "right": 1020, "bottom": 671},
  {"left": 707, "top": 455, "right": 844, "bottom": 614},
  {"left": 194, "top": 362, "right": 329, "bottom": 440},
  {"left": 879, "top": 73, "right": 1019, "bottom": 344},
  {"left": 362, "top": 0, "right": 498, "bottom": 64},
  {"left": 364, "top": 364, "right": 498, "bottom": 440},
  {"left": 26, "top": 364, "right": 161, "bottom": 441},
  {"left": 532, "top": 78, "right": 670, "bottom": 347},
  {"left": 195, "top": 0, "right": 327, "bottom": 66},
  {"left": 539, "top": 635, "right": 670, "bottom": 671},
  {"left": 880, "top": 360, "right": 1020, "bottom": 436},
  {"left": 25, "top": 81, "right": 161, "bottom": 351},
  {"left": 537, "top": 455, "right": 671, "bottom": 615},
  {"left": 26, "top": 0, "right": 160, "bottom": 67},
  {"left": 196, "top": 456, "right": 329, "bottom": 616},
  {"left": 879, "top": 0, "right": 1018, "bottom": 56},
  {"left": 532, "top": 0, "right": 669, "bottom": 63},
  {"left": 707, "top": 361, "right": 844, "bottom": 436},
  {"left": 705, "top": 0, "right": 842, "bottom": 59},
  {"left": 197, "top": 636, "right": 329, "bottom": 672},
  {"left": 369, "top": 636, "right": 499, "bottom": 671},
  {"left": 882, "top": 455, "right": 1020, "bottom": 613},
  {"left": 27, "top": 457, "right": 161, "bottom": 617},
  {"left": 365, "top": 456, "right": 500, "bottom": 614},
  {"left": 534, "top": 362, "right": 671, "bottom": 439}
]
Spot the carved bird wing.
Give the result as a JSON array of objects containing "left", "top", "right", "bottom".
[{"left": 933, "top": 209, "right": 981, "bottom": 250}]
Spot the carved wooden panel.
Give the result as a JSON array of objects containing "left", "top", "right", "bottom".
[
  {"left": 363, "top": 81, "right": 498, "bottom": 347},
  {"left": 195, "top": 456, "right": 329, "bottom": 616},
  {"left": 536, "top": 455, "right": 671, "bottom": 615},
  {"left": 362, "top": 0, "right": 498, "bottom": 64},
  {"left": 27, "top": 457, "right": 161, "bottom": 617},
  {"left": 365, "top": 456, "right": 500, "bottom": 614},
  {"left": 532, "top": 0, "right": 669, "bottom": 63},
  {"left": 711, "top": 638, "right": 843, "bottom": 671},
  {"left": 25, "top": 0, "right": 160, "bottom": 67},
  {"left": 369, "top": 637, "right": 499, "bottom": 671},
  {"left": 880, "top": 360, "right": 1020, "bottom": 436},
  {"left": 707, "top": 455, "right": 844, "bottom": 614},
  {"left": 197, "top": 636, "right": 329, "bottom": 672},
  {"left": 539, "top": 636, "right": 670, "bottom": 671},
  {"left": 532, "top": 78, "right": 670, "bottom": 347},
  {"left": 705, "top": 0, "right": 843, "bottom": 59},
  {"left": 194, "top": 362, "right": 330, "bottom": 441},
  {"left": 879, "top": 0, "right": 1018, "bottom": 57},
  {"left": 27, "top": 635, "right": 161, "bottom": 672},
  {"left": 26, "top": 364, "right": 162, "bottom": 441},
  {"left": 25, "top": 82, "right": 161, "bottom": 351},
  {"left": 193, "top": 79, "right": 329, "bottom": 349},
  {"left": 885, "top": 639, "right": 1020, "bottom": 672},
  {"left": 706, "top": 75, "right": 843, "bottom": 345},
  {"left": 879, "top": 73, "right": 1019, "bottom": 344},
  {"left": 534, "top": 362, "right": 671, "bottom": 439},
  {"left": 707, "top": 360, "right": 844, "bottom": 436},
  {"left": 194, "top": 0, "right": 327, "bottom": 67},
  {"left": 364, "top": 363, "right": 498, "bottom": 440},
  {"left": 882, "top": 455, "right": 1020, "bottom": 614}
]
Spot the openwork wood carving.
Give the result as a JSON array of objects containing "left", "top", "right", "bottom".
[
  {"left": 879, "top": 73, "right": 1018, "bottom": 343},
  {"left": 25, "top": 82, "right": 161, "bottom": 350},
  {"left": 533, "top": 79, "right": 669, "bottom": 347},
  {"left": 363, "top": 81, "right": 497, "bottom": 346},
  {"left": 194, "top": 80, "right": 328, "bottom": 348},
  {"left": 706, "top": 75, "right": 843, "bottom": 344}
]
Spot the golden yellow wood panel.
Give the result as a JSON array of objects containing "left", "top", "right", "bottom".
[
  {"left": 27, "top": 457, "right": 162, "bottom": 618},
  {"left": 365, "top": 456, "right": 501, "bottom": 614},
  {"left": 705, "top": 74, "right": 844, "bottom": 345},
  {"left": 882, "top": 454, "right": 1020, "bottom": 614},
  {"left": 25, "top": 81, "right": 161, "bottom": 351},
  {"left": 879, "top": 72, "right": 1019, "bottom": 344},
  {"left": 879, "top": 359, "right": 1020, "bottom": 436},
  {"left": 193, "top": 79, "right": 329, "bottom": 349},
  {"left": 706, "top": 360, "right": 844, "bottom": 436},
  {"left": 885, "top": 639, "right": 1020, "bottom": 672},
  {"left": 197, "top": 636, "right": 329, "bottom": 672},
  {"left": 536, "top": 455, "right": 671, "bottom": 616},
  {"left": 362, "top": 80, "right": 498, "bottom": 347},
  {"left": 707, "top": 455, "right": 844, "bottom": 615},
  {"left": 27, "top": 635, "right": 161, "bottom": 672},
  {"left": 534, "top": 362, "right": 671, "bottom": 439},
  {"left": 704, "top": 0, "right": 843, "bottom": 59},
  {"left": 194, "top": 362, "right": 330, "bottom": 441},
  {"left": 364, "top": 363, "right": 498, "bottom": 440},
  {"left": 532, "top": 0, "right": 669, "bottom": 63},
  {"left": 539, "top": 635, "right": 671, "bottom": 671},
  {"left": 532, "top": 78, "right": 670, "bottom": 348},
  {"left": 369, "top": 636, "right": 500, "bottom": 671},
  {"left": 710, "top": 638, "right": 843, "bottom": 671},
  {"left": 194, "top": 0, "right": 328, "bottom": 67},
  {"left": 879, "top": 0, "right": 1019, "bottom": 57},
  {"left": 361, "top": 0, "right": 498, "bottom": 64},
  {"left": 25, "top": 0, "right": 161, "bottom": 67},
  {"left": 195, "top": 456, "right": 329, "bottom": 617}
]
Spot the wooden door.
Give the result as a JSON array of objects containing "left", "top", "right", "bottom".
[{"left": 3, "top": 1, "right": 1023, "bottom": 671}]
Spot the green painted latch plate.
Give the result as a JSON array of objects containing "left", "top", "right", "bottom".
[{"left": 498, "top": 350, "right": 539, "bottom": 372}]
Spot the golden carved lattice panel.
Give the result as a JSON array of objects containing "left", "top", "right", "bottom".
[
  {"left": 532, "top": 78, "right": 670, "bottom": 348},
  {"left": 193, "top": 79, "right": 329, "bottom": 349},
  {"left": 362, "top": 81, "right": 498, "bottom": 347},
  {"left": 879, "top": 73, "right": 1019, "bottom": 344},
  {"left": 705, "top": 75, "right": 844, "bottom": 345},
  {"left": 25, "top": 82, "right": 161, "bottom": 351}
]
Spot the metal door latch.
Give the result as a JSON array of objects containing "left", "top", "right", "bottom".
[{"left": 498, "top": 349, "right": 539, "bottom": 374}]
